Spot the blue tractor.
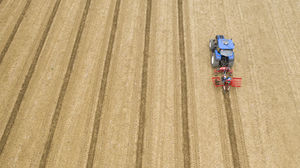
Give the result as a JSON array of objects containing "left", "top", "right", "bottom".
[{"left": 209, "top": 35, "right": 235, "bottom": 68}]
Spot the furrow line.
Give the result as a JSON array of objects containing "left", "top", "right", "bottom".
[
  {"left": 223, "top": 92, "right": 241, "bottom": 168},
  {"left": 38, "top": 0, "right": 92, "bottom": 167},
  {"left": 231, "top": 89, "right": 250, "bottom": 168},
  {"left": 213, "top": 90, "right": 232, "bottom": 168},
  {"left": 0, "top": 0, "right": 62, "bottom": 155},
  {"left": 135, "top": 0, "right": 152, "bottom": 167},
  {"left": 0, "top": 0, "right": 32, "bottom": 65},
  {"left": 86, "top": 0, "right": 121, "bottom": 167},
  {"left": 177, "top": 0, "right": 191, "bottom": 167}
]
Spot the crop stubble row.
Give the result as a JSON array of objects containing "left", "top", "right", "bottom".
[
  {"left": 39, "top": 0, "right": 92, "bottom": 167},
  {"left": 86, "top": 0, "right": 121, "bottom": 167},
  {"left": 135, "top": 0, "right": 152, "bottom": 167}
]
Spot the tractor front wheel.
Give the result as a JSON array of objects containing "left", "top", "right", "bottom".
[{"left": 209, "top": 39, "right": 216, "bottom": 51}]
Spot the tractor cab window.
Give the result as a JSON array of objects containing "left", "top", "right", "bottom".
[{"left": 220, "top": 49, "right": 233, "bottom": 56}]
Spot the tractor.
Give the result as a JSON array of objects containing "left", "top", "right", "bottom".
[
  {"left": 209, "top": 35, "right": 235, "bottom": 68},
  {"left": 210, "top": 35, "right": 241, "bottom": 92}
]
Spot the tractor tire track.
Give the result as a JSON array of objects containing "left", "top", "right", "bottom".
[
  {"left": 221, "top": 0, "right": 250, "bottom": 166},
  {"left": 223, "top": 92, "right": 241, "bottom": 168},
  {"left": 177, "top": 0, "right": 191, "bottom": 167},
  {"left": 230, "top": 89, "right": 250, "bottom": 168},
  {"left": 0, "top": 0, "right": 61, "bottom": 155},
  {"left": 135, "top": 0, "right": 152, "bottom": 167},
  {"left": 0, "top": 0, "right": 32, "bottom": 65},
  {"left": 38, "top": 0, "right": 92, "bottom": 167},
  {"left": 86, "top": 0, "right": 121, "bottom": 167},
  {"left": 214, "top": 90, "right": 233, "bottom": 168}
]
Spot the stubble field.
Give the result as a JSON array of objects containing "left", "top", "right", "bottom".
[{"left": 0, "top": 0, "right": 299, "bottom": 167}]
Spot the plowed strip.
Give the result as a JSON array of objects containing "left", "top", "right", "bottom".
[
  {"left": 38, "top": 0, "right": 92, "bottom": 167},
  {"left": 0, "top": 0, "right": 61, "bottom": 155},
  {"left": 86, "top": 0, "right": 121, "bottom": 167},
  {"left": 135, "top": 0, "right": 152, "bottom": 167},
  {"left": 231, "top": 90, "right": 250, "bottom": 168},
  {"left": 223, "top": 92, "right": 240, "bottom": 168},
  {"left": 213, "top": 89, "right": 232, "bottom": 168},
  {"left": 0, "top": 0, "right": 32, "bottom": 65},
  {"left": 177, "top": 0, "right": 191, "bottom": 167}
]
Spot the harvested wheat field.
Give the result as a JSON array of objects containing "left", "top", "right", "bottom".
[{"left": 0, "top": 0, "right": 299, "bottom": 167}]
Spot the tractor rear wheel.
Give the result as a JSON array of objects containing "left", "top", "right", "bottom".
[{"left": 211, "top": 53, "right": 219, "bottom": 68}]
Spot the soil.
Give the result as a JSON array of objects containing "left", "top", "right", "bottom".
[{"left": 0, "top": 0, "right": 299, "bottom": 167}]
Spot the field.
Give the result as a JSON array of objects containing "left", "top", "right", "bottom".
[{"left": 0, "top": 0, "right": 299, "bottom": 167}]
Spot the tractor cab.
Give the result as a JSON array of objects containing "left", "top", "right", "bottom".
[{"left": 217, "top": 38, "right": 235, "bottom": 50}]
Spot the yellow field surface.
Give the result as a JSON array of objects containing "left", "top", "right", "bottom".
[{"left": 0, "top": 0, "right": 299, "bottom": 167}]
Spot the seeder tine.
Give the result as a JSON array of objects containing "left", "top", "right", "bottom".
[
  {"left": 231, "top": 77, "right": 242, "bottom": 87},
  {"left": 214, "top": 67, "right": 233, "bottom": 75},
  {"left": 212, "top": 77, "right": 223, "bottom": 87}
]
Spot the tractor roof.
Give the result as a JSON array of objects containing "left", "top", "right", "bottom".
[{"left": 218, "top": 39, "right": 235, "bottom": 50}]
